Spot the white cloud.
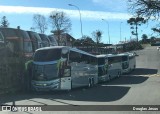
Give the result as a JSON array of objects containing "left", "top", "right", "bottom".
[
  {"left": 0, "top": 5, "right": 131, "bottom": 20},
  {"left": 92, "top": 0, "right": 128, "bottom": 12},
  {"left": 0, "top": 5, "right": 55, "bottom": 14}
]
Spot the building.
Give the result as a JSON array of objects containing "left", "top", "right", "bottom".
[{"left": 51, "top": 33, "right": 76, "bottom": 47}]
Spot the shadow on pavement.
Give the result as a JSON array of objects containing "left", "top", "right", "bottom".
[
  {"left": 107, "top": 75, "right": 149, "bottom": 85},
  {"left": 49, "top": 85, "right": 130, "bottom": 102},
  {"left": 1, "top": 68, "right": 152, "bottom": 105},
  {"left": 0, "top": 85, "right": 130, "bottom": 104},
  {"left": 130, "top": 68, "right": 158, "bottom": 75}
]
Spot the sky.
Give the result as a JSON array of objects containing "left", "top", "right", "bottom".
[{"left": 0, "top": 0, "right": 158, "bottom": 44}]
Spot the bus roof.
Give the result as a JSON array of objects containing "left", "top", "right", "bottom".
[
  {"left": 70, "top": 48, "right": 96, "bottom": 57},
  {"left": 118, "top": 53, "right": 129, "bottom": 56},
  {"left": 106, "top": 54, "right": 125, "bottom": 58},
  {"left": 36, "top": 46, "right": 96, "bottom": 57},
  {"left": 96, "top": 54, "right": 107, "bottom": 58},
  {"left": 36, "top": 46, "right": 68, "bottom": 51}
]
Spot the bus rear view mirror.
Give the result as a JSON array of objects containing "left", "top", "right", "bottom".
[{"left": 62, "top": 48, "right": 69, "bottom": 54}]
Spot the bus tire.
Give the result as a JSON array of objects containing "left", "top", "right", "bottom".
[
  {"left": 134, "top": 65, "right": 136, "bottom": 70},
  {"left": 117, "top": 72, "right": 121, "bottom": 78},
  {"left": 129, "top": 68, "right": 132, "bottom": 73},
  {"left": 117, "top": 72, "right": 120, "bottom": 78},
  {"left": 91, "top": 78, "right": 94, "bottom": 87},
  {"left": 108, "top": 75, "right": 111, "bottom": 81},
  {"left": 88, "top": 78, "right": 91, "bottom": 88},
  {"left": 71, "top": 81, "right": 72, "bottom": 90}
]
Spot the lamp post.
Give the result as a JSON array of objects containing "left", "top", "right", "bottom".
[
  {"left": 102, "top": 19, "right": 110, "bottom": 44},
  {"left": 68, "top": 4, "right": 83, "bottom": 38},
  {"left": 120, "top": 22, "right": 123, "bottom": 42}
]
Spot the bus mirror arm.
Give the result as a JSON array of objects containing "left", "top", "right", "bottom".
[
  {"left": 6, "top": 40, "right": 9, "bottom": 44},
  {"left": 65, "top": 66, "right": 71, "bottom": 69},
  {"left": 109, "top": 64, "right": 112, "bottom": 68}
]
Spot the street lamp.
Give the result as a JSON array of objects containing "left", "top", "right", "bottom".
[
  {"left": 102, "top": 19, "right": 110, "bottom": 44},
  {"left": 120, "top": 22, "right": 123, "bottom": 42},
  {"left": 68, "top": 4, "right": 83, "bottom": 38}
]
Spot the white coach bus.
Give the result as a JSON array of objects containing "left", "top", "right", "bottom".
[
  {"left": 96, "top": 54, "right": 123, "bottom": 82},
  {"left": 128, "top": 53, "right": 136, "bottom": 72},
  {"left": 118, "top": 53, "right": 130, "bottom": 74},
  {"left": 120, "top": 52, "right": 136, "bottom": 73},
  {"left": 106, "top": 54, "right": 122, "bottom": 80},
  {"left": 96, "top": 55, "right": 109, "bottom": 83},
  {"left": 31, "top": 46, "right": 98, "bottom": 91}
]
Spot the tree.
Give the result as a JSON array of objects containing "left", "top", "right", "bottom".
[
  {"left": 49, "top": 11, "right": 71, "bottom": 45},
  {"left": 127, "top": 15, "right": 146, "bottom": 42},
  {"left": 92, "top": 30, "right": 103, "bottom": 45},
  {"left": 32, "top": 14, "right": 48, "bottom": 33},
  {"left": 128, "top": 0, "right": 160, "bottom": 19},
  {"left": 150, "top": 36, "right": 156, "bottom": 43},
  {"left": 141, "top": 34, "right": 148, "bottom": 43},
  {"left": 151, "top": 27, "right": 160, "bottom": 38},
  {"left": 82, "top": 35, "right": 95, "bottom": 47},
  {"left": 152, "top": 27, "right": 160, "bottom": 33},
  {"left": 92, "top": 30, "right": 103, "bottom": 52},
  {"left": 0, "top": 16, "right": 9, "bottom": 27}
]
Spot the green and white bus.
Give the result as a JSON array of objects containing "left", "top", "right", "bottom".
[{"left": 31, "top": 46, "right": 98, "bottom": 91}]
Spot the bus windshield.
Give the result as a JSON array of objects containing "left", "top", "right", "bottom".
[
  {"left": 32, "top": 64, "right": 58, "bottom": 81},
  {"left": 122, "top": 56, "right": 128, "bottom": 61},
  {"left": 34, "top": 49, "right": 62, "bottom": 62},
  {"left": 98, "top": 58, "right": 105, "bottom": 65}
]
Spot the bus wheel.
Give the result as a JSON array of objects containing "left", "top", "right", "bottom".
[
  {"left": 71, "top": 81, "right": 72, "bottom": 90},
  {"left": 91, "top": 78, "right": 94, "bottom": 87},
  {"left": 117, "top": 72, "right": 120, "bottom": 78},
  {"left": 129, "top": 68, "right": 132, "bottom": 73},
  {"left": 108, "top": 75, "right": 111, "bottom": 81},
  {"left": 134, "top": 65, "right": 136, "bottom": 70},
  {"left": 88, "top": 78, "right": 91, "bottom": 87}
]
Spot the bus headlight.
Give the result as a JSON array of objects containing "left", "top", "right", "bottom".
[{"left": 46, "top": 83, "right": 54, "bottom": 86}]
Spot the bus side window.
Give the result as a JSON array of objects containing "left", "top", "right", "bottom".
[
  {"left": 90, "top": 56, "right": 97, "bottom": 65},
  {"left": 69, "top": 51, "right": 81, "bottom": 63},
  {"left": 116, "top": 56, "right": 122, "bottom": 63},
  {"left": 108, "top": 57, "right": 113, "bottom": 65},
  {"left": 69, "top": 51, "right": 75, "bottom": 63},
  {"left": 81, "top": 54, "right": 88, "bottom": 64},
  {"left": 62, "top": 52, "right": 68, "bottom": 59}
]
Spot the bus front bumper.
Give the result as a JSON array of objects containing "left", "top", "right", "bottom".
[
  {"left": 31, "top": 80, "right": 60, "bottom": 92},
  {"left": 122, "top": 69, "right": 130, "bottom": 74}
]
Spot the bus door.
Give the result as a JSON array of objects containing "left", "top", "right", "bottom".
[
  {"left": 60, "top": 66, "right": 71, "bottom": 90},
  {"left": 60, "top": 47, "right": 71, "bottom": 90},
  {"left": 104, "top": 57, "right": 108, "bottom": 73},
  {"left": 122, "top": 55, "right": 129, "bottom": 70}
]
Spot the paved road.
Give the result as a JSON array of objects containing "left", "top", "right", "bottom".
[
  {"left": 0, "top": 46, "right": 160, "bottom": 114},
  {"left": 135, "top": 46, "right": 160, "bottom": 73}
]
